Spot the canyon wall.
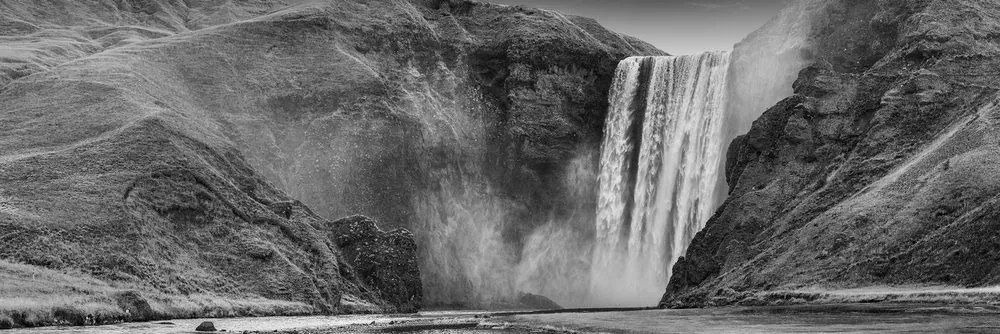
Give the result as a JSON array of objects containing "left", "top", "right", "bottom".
[{"left": 663, "top": 0, "right": 1000, "bottom": 307}]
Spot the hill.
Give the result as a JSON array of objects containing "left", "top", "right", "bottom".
[{"left": 0, "top": 0, "right": 663, "bottom": 327}]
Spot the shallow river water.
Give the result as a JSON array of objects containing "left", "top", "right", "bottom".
[
  {"left": 502, "top": 305, "right": 1000, "bottom": 333},
  {"left": 6, "top": 305, "right": 1000, "bottom": 333}
]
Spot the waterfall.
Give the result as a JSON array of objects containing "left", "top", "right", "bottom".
[{"left": 590, "top": 52, "right": 731, "bottom": 306}]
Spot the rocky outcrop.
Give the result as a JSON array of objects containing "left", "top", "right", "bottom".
[
  {"left": 518, "top": 293, "right": 563, "bottom": 310},
  {"left": 325, "top": 216, "right": 422, "bottom": 313},
  {"left": 663, "top": 0, "right": 1000, "bottom": 307},
  {"left": 195, "top": 321, "right": 217, "bottom": 332}
]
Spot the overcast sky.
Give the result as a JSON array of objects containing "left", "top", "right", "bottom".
[{"left": 486, "top": 0, "right": 790, "bottom": 55}]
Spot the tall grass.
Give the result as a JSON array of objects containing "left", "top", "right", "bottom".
[{"left": 0, "top": 260, "right": 315, "bottom": 328}]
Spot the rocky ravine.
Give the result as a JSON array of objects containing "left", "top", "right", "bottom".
[
  {"left": 663, "top": 0, "right": 1000, "bottom": 307},
  {"left": 0, "top": 0, "right": 662, "bottom": 325}
]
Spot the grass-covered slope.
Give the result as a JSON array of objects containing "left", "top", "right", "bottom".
[
  {"left": 663, "top": 0, "right": 1000, "bottom": 307},
  {"left": 0, "top": 0, "right": 301, "bottom": 86},
  {"left": 0, "top": 0, "right": 432, "bottom": 327}
]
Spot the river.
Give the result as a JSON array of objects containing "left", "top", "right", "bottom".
[{"left": 5, "top": 304, "right": 1000, "bottom": 333}]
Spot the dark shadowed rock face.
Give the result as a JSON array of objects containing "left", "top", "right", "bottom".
[
  {"left": 325, "top": 216, "right": 422, "bottom": 313},
  {"left": 663, "top": 0, "right": 1000, "bottom": 307},
  {"left": 518, "top": 293, "right": 563, "bottom": 310}
]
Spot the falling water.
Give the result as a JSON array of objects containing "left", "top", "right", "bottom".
[{"left": 591, "top": 52, "right": 731, "bottom": 306}]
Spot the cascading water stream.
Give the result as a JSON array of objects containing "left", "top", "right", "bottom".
[{"left": 591, "top": 52, "right": 731, "bottom": 306}]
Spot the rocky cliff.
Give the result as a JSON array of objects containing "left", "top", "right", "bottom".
[
  {"left": 0, "top": 0, "right": 662, "bottom": 325},
  {"left": 663, "top": 0, "right": 1000, "bottom": 307}
]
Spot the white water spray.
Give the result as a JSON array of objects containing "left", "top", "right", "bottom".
[{"left": 591, "top": 52, "right": 731, "bottom": 306}]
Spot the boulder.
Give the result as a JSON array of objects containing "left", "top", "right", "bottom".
[
  {"left": 113, "top": 291, "right": 156, "bottom": 321},
  {"left": 195, "top": 321, "right": 216, "bottom": 332},
  {"left": 325, "top": 215, "right": 422, "bottom": 313},
  {"left": 518, "top": 293, "right": 563, "bottom": 310}
]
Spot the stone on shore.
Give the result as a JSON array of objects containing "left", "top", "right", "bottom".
[{"left": 195, "top": 321, "right": 216, "bottom": 332}]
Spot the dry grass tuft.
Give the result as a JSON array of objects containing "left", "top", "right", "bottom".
[
  {"left": 0, "top": 259, "right": 315, "bottom": 328},
  {"left": 0, "top": 313, "right": 13, "bottom": 329}
]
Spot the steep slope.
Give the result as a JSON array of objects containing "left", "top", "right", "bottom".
[
  {"left": 0, "top": 0, "right": 664, "bottom": 324},
  {"left": 663, "top": 0, "right": 1000, "bottom": 307},
  {"left": 0, "top": 1, "right": 428, "bottom": 323}
]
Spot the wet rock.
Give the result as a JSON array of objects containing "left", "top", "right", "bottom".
[
  {"left": 195, "top": 321, "right": 216, "bottom": 332},
  {"left": 518, "top": 293, "right": 563, "bottom": 310}
]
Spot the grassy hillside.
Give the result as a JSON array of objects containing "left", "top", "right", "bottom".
[
  {"left": 0, "top": 0, "right": 664, "bottom": 326},
  {"left": 0, "top": 0, "right": 434, "bottom": 327}
]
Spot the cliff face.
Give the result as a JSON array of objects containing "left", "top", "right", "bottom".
[
  {"left": 0, "top": 0, "right": 663, "bottom": 322},
  {"left": 663, "top": 0, "right": 1000, "bottom": 307},
  {"left": 408, "top": 1, "right": 665, "bottom": 306}
]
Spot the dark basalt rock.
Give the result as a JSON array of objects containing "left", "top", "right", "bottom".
[
  {"left": 325, "top": 215, "right": 422, "bottom": 313},
  {"left": 518, "top": 293, "right": 563, "bottom": 310},
  {"left": 195, "top": 321, "right": 216, "bottom": 332}
]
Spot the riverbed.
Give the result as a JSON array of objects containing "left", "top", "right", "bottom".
[{"left": 6, "top": 304, "right": 1000, "bottom": 333}]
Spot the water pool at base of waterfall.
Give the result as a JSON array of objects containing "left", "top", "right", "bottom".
[
  {"left": 7, "top": 305, "right": 1000, "bottom": 333},
  {"left": 504, "top": 306, "right": 1000, "bottom": 334}
]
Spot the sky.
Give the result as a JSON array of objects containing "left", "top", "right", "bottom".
[{"left": 486, "top": 0, "right": 790, "bottom": 55}]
